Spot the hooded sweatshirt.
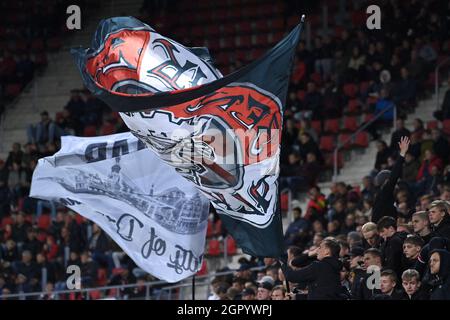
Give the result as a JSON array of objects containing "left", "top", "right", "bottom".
[{"left": 428, "top": 249, "right": 450, "bottom": 300}]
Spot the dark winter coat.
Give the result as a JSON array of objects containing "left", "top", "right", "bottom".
[{"left": 281, "top": 256, "right": 343, "bottom": 300}]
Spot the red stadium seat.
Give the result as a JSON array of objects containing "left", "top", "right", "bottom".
[
  {"left": 359, "top": 81, "right": 371, "bottom": 95},
  {"left": 338, "top": 134, "right": 352, "bottom": 150},
  {"left": 97, "top": 268, "right": 108, "bottom": 286},
  {"left": 89, "top": 290, "right": 102, "bottom": 300},
  {"left": 343, "top": 83, "right": 358, "bottom": 98},
  {"left": 100, "top": 122, "right": 116, "bottom": 136},
  {"left": 75, "top": 214, "right": 86, "bottom": 225},
  {"left": 311, "top": 120, "right": 322, "bottom": 136},
  {"left": 319, "top": 135, "right": 335, "bottom": 152},
  {"left": 206, "top": 220, "right": 214, "bottom": 238},
  {"left": 225, "top": 236, "right": 237, "bottom": 256},
  {"left": 342, "top": 116, "right": 359, "bottom": 132},
  {"left": 207, "top": 239, "right": 222, "bottom": 257},
  {"left": 83, "top": 125, "right": 97, "bottom": 137},
  {"left": 280, "top": 190, "right": 289, "bottom": 212},
  {"left": 363, "top": 113, "right": 375, "bottom": 123},
  {"left": 354, "top": 131, "right": 369, "bottom": 148},
  {"left": 346, "top": 99, "right": 360, "bottom": 114},
  {"left": 214, "top": 219, "right": 222, "bottom": 236},
  {"left": 324, "top": 119, "right": 340, "bottom": 134}
]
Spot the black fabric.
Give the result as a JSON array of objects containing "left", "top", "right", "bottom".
[
  {"left": 281, "top": 256, "right": 343, "bottom": 300},
  {"left": 372, "top": 154, "right": 404, "bottom": 223}
]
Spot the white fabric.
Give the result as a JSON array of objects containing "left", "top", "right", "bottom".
[{"left": 30, "top": 132, "right": 210, "bottom": 283}]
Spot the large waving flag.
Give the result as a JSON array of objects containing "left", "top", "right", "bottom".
[
  {"left": 30, "top": 133, "right": 210, "bottom": 282},
  {"left": 72, "top": 16, "right": 303, "bottom": 258}
]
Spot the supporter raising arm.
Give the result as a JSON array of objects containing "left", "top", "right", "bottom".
[{"left": 372, "top": 136, "right": 410, "bottom": 223}]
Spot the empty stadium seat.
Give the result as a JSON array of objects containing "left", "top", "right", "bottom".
[
  {"left": 324, "top": 119, "right": 340, "bottom": 134},
  {"left": 207, "top": 239, "right": 221, "bottom": 257},
  {"left": 319, "top": 135, "right": 335, "bottom": 152},
  {"left": 342, "top": 116, "right": 359, "bottom": 132},
  {"left": 338, "top": 134, "right": 352, "bottom": 149},
  {"left": 206, "top": 220, "right": 214, "bottom": 238},
  {"left": 343, "top": 83, "right": 358, "bottom": 98},
  {"left": 311, "top": 120, "right": 322, "bottom": 136},
  {"left": 354, "top": 131, "right": 369, "bottom": 148},
  {"left": 346, "top": 99, "right": 360, "bottom": 114},
  {"left": 97, "top": 268, "right": 108, "bottom": 286},
  {"left": 225, "top": 236, "right": 237, "bottom": 256}
]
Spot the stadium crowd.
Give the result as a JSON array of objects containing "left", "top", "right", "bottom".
[{"left": 1, "top": 0, "right": 450, "bottom": 299}]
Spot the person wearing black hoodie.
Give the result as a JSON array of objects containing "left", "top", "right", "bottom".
[
  {"left": 428, "top": 200, "right": 450, "bottom": 241},
  {"left": 372, "top": 136, "right": 410, "bottom": 224},
  {"left": 428, "top": 249, "right": 450, "bottom": 300},
  {"left": 281, "top": 238, "right": 343, "bottom": 299},
  {"left": 415, "top": 237, "right": 449, "bottom": 277},
  {"left": 377, "top": 216, "right": 408, "bottom": 278}
]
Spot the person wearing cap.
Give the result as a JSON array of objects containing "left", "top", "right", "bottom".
[
  {"left": 281, "top": 238, "right": 343, "bottom": 299},
  {"left": 372, "top": 136, "right": 410, "bottom": 223},
  {"left": 235, "top": 264, "right": 252, "bottom": 281},
  {"left": 257, "top": 280, "right": 273, "bottom": 300},
  {"left": 241, "top": 288, "right": 256, "bottom": 300}
]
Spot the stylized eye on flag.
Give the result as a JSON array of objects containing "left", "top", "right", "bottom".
[{"left": 69, "top": 16, "right": 303, "bottom": 259}]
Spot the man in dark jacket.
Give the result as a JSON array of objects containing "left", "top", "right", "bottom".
[
  {"left": 372, "top": 136, "right": 410, "bottom": 223},
  {"left": 352, "top": 248, "right": 382, "bottom": 300},
  {"left": 428, "top": 249, "right": 450, "bottom": 300},
  {"left": 428, "top": 200, "right": 450, "bottom": 241},
  {"left": 281, "top": 238, "right": 343, "bottom": 299},
  {"left": 400, "top": 269, "right": 429, "bottom": 300},
  {"left": 377, "top": 216, "right": 407, "bottom": 278}
]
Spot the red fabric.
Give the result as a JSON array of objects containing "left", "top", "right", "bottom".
[{"left": 416, "top": 156, "right": 443, "bottom": 181}]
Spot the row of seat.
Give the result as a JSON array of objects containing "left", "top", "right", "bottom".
[{"left": 205, "top": 236, "right": 238, "bottom": 257}]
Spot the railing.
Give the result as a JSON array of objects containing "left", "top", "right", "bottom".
[
  {"left": 0, "top": 265, "right": 265, "bottom": 300},
  {"left": 435, "top": 56, "right": 450, "bottom": 111},
  {"left": 333, "top": 103, "right": 397, "bottom": 180}
]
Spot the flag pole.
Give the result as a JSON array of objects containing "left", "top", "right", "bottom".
[{"left": 192, "top": 275, "right": 196, "bottom": 300}]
